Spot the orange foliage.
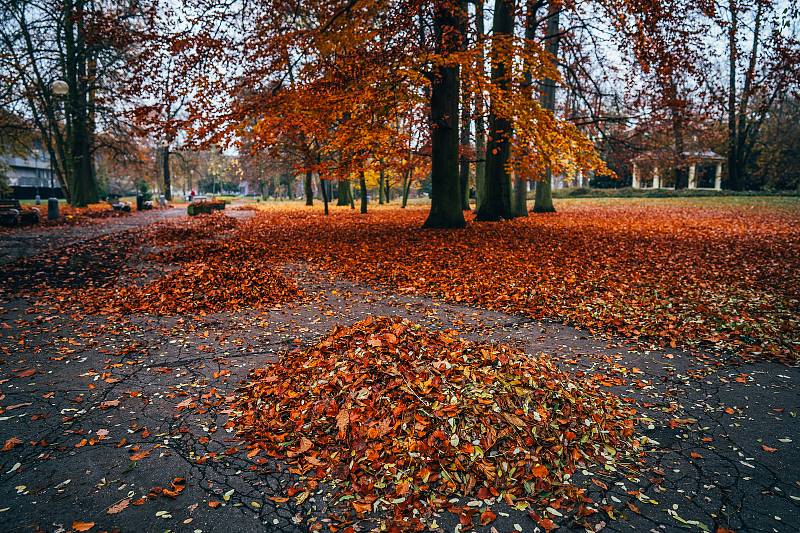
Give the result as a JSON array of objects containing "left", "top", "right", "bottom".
[
  {"left": 235, "top": 202, "right": 799, "bottom": 361},
  {"left": 234, "top": 316, "right": 638, "bottom": 528}
]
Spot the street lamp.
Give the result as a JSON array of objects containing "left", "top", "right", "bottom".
[
  {"left": 51, "top": 79, "right": 68, "bottom": 96},
  {"left": 48, "top": 79, "right": 68, "bottom": 219}
]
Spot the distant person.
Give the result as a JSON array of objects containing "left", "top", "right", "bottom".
[{"left": 189, "top": 190, "right": 195, "bottom": 202}]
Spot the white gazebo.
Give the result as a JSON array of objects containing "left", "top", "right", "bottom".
[{"left": 632, "top": 150, "right": 724, "bottom": 190}]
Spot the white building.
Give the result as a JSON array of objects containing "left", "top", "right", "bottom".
[{"left": 1, "top": 145, "right": 54, "bottom": 188}]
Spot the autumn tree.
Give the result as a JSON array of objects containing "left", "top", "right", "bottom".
[{"left": 0, "top": 0, "right": 141, "bottom": 206}]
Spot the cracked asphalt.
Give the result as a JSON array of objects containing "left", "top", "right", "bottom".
[{"left": 0, "top": 210, "right": 797, "bottom": 532}]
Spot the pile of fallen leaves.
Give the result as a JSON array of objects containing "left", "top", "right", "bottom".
[
  {"left": 233, "top": 316, "right": 639, "bottom": 528},
  {"left": 79, "top": 257, "right": 300, "bottom": 315},
  {"left": 72, "top": 213, "right": 299, "bottom": 316},
  {"left": 6, "top": 211, "right": 301, "bottom": 316}
]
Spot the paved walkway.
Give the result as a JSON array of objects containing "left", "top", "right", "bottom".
[
  {"left": 0, "top": 214, "right": 797, "bottom": 532},
  {"left": 0, "top": 208, "right": 184, "bottom": 265}
]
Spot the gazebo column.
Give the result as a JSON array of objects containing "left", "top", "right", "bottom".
[
  {"left": 714, "top": 163, "right": 722, "bottom": 190},
  {"left": 632, "top": 162, "right": 640, "bottom": 189},
  {"left": 688, "top": 163, "right": 697, "bottom": 189},
  {"left": 653, "top": 167, "right": 660, "bottom": 189}
]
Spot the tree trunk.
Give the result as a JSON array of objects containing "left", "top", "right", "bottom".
[
  {"left": 349, "top": 181, "right": 355, "bottom": 209},
  {"left": 402, "top": 167, "right": 412, "bottom": 208},
  {"left": 337, "top": 179, "right": 351, "bottom": 205},
  {"left": 162, "top": 145, "right": 172, "bottom": 200},
  {"left": 423, "top": 0, "right": 467, "bottom": 228},
  {"left": 666, "top": 77, "right": 687, "bottom": 189},
  {"left": 476, "top": 0, "right": 515, "bottom": 221},
  {"left": 726, "top": 0, "right": 741, "bottom": 191},
  {"left": 534, "top": 172, "right": 554, "bottom": 212},
  {"left": 532, "top": 0, "right": 560, "bottom": 213},
  {"left": 515, "top": 0, "right": 543, "bottom": 214},
  {"left": 320, "top": 176, "right": 329, "bottom": 215},
  {"left": 359, "top": 171, "right": 368, "bottom": 214},
  {"left": 385, "top": 178, "right": 391, "bottom": 203},
  {"left": 304, "top": 170, "right": 313, "bottom": 205},
  {"left": 63, "top": 0, "right": 99, "bottom": 207},
  {"left": 379, "top": 167, "right": 385, "bottom": 204},
  {"left": 459, "top": 48, "right": 471, "bottom": 210},
  {"left": 474, "top": 0, "right": 487, "bottom": 211}
]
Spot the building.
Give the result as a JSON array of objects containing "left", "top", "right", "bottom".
[
  {"left": 631, "top": 150, "right": 724, "bottom": 190},
  {"left": 1, "top": 144, "right": 55, "bottom": 188}
]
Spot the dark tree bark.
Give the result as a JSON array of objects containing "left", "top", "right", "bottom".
[
  {"left": 63, "top": 0, "right": 99, "bottom": 206},
  {"left": 533, "top": 0, "right": 560, "bottom": 213},
  {"left": 459, "top": 22, "right": 471, "bottom": 210},
  {"left": 666, "top": 77, "right": 687, "bottom": 189},
  {"left": 476, "top": 0, "right": 515, "bottom": 221},
  {"left": 401, "top": 167, "right": 412, "bottom": 208},
  {"left": 359, "top": 171, "right": 368, "bottom": 213},
  {"left": 320, "top": 176, "right": 329, "bottom": 215},
  {"left": 304, "top": 170, "right": 313, "bottom": 205},
  {"left": 379, "top": 166, "right": 385, "bottom": 204},
  {"left": 727, "top": 0, "right": 741, "bottom": 191},
  {"left": 514, "top": 0, "right": 544, "bottom": 215},
  {"left": 474, "top": 0, "right": 487, "bottom": 211},
  {"left": 162, "top": 146, "right": 172, "bottom": 200},
  {"left": 337, "top": 179, "right": 351, "bottom": 205},
  {"left": 423, "top": 0, "right": 467, "bottom": 228}
]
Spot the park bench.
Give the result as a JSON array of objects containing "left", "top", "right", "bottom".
[{"left": 0, "top": 199, "right": 41, "bottom": 227}]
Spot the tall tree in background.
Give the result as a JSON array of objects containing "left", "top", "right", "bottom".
[
  {"left": 1, "top": 0, "right": 107, "bottom": 205},
  {"left": 473, "top": 0, "right": 487, "bottom": 211},
  {"left": 424, "top": 0, "right": 468, "bottom": 228},
  {"left": 717, "top": 0, "right": 799, "bottom": 190},
  {"left": 476, "top": 0, "right": 515, "bottom": 221},
  {"left": 513, "top": 0, "right": 545, "bottom": 215},
  {"left": 532, "top": 0, "right": 560, "bottom": 213}
]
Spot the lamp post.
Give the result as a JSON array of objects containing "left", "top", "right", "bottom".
[{"left": 48, "top": 79, "right": 69, "bottom": 220}]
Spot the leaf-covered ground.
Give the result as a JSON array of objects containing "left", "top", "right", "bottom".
[
  {"left": 234, "top": 316, "right": 639, "bottom": 530},
  {"left": 0, "top": 200, "right": 798, "bottom": 533},
  {"left": 237, "top": 198, "right": 800, "bottom": 362},
  {"left": 2, "top": 211, "right": 302, "bottom": 316}
]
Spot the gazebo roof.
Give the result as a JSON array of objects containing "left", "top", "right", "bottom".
[
  {"left": 632, "top": 149, "right": 724, "bottom": 164},
  {"left": 682, "top": 150, "right": 725, "bottom": 162}
]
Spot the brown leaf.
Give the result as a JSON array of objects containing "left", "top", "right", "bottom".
[{"left": 106, "top": 499, "right": 130, "bottom": 515}]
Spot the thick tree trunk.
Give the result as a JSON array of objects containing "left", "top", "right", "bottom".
[
  {"left": 532, "top": 0, "right": 560, "bottom": 213},
  {"left": 337, "top": 179, "right": 351, "bottom": 205},
  {"left": 401, "top": 167, "right": 412, "bottom": 208},
  {"left": 476, "top": 0, "right": 515, "bottom": 221},
  {"left": 359, "top": 171, "right": 368, "bottom": 214},
  {"left": 534, "top": 172, "right": 554, "bottom": 212},
  {"left": 304, "top": 170, "right": 313, "bottom": 205},
  {"left": 320, "top": 176, "right": 329, "bottom": 215},
  {"left": 162, "top": 146, "right": 172, "bottom": 200},
  {"left": 514, "top": 1, "right": 543, "bottom": 214},
  {"left": 423, "top": 0, "right": 467, "bottom": 228},
  {"left": 63, "top": 0, "right": 99, "bottom": 207},
  {"left": 474, "top": 0, "right": 487, "bottom": 211},
  {"left": 726, "top": 0, "right": 741, "bottom": 191},
  {"left": 349, "top": 181, "right": 355, "bottom": 209}
]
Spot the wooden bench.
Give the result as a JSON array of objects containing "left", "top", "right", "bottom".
[{"left": 0, "top": 199, "right": 41, "bottom": 227}]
